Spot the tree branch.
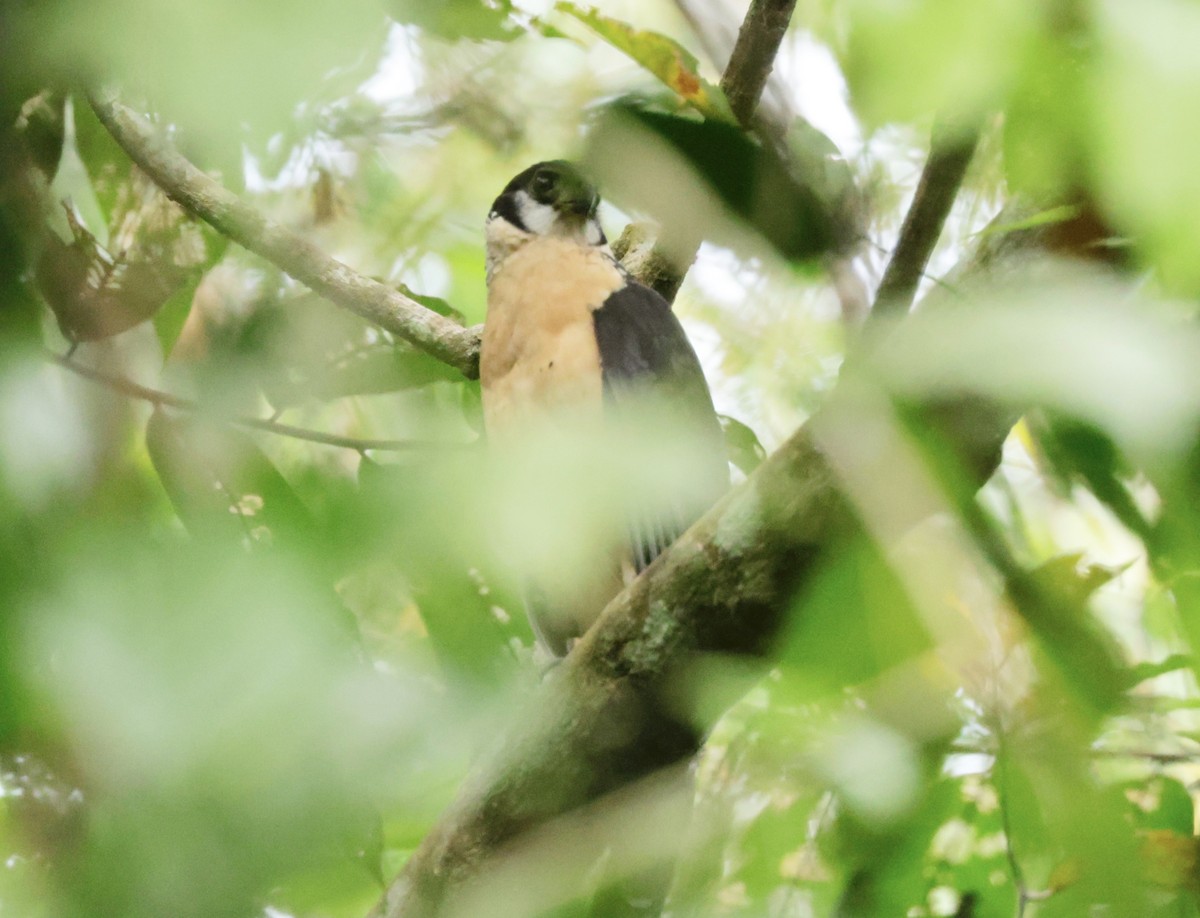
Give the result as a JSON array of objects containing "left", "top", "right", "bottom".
[
  {"left": 719, "top": 0, "right": 797, "bottom": 128},
  {"left": 869, "top": 117, "right": 982, "bottom": 324},
  {"left": 47, "top": 350, "right": 471, "bottom": 453},
  {"left": 87, "top": 90, "right": 482, "bottom": 378}
]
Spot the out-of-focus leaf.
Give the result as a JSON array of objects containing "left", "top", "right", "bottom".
[
  {"left": 153, "top": 271, "right": 207, "bottom": 358},
  {"left": 1139, "top": 831, "right": 1200, "bottom": 894},
  {"left": 16, "top": 91, "right": 65, "bottom": 181},
  {"left": 1004, "top": 553, "right": 1127, "bottom": 715},
  {"left": 396, "top": 282, "right": 466, "bottom": 326},
  {"left": 16, "top": 527, "right": 460, "bottom": 918},
  {"left": 923, "top": 779, "right": 1012, "bottom": 917},
  {"left": 35, "top": 1, "right": 387, "bottom": 148},
  {"left": 154, "top": 227, "right": 228, "bottom": 358},
  {"left": 974, "top": 204, "right": 1082, "bottom": 240},
  {"left": 384, "top": 0, "right": 518, "bottom": 41},
  {"left": 36, "top": 224, "right": 192, "bottom": 342},
  {"left": 830, "top": 771, "right": 961, "bottom": 915},
  {"left": 556, "top": 3, "right": 733, "bottom": 123},
  {"left": 71, "top": 94, "right": 130, "bottom": 224},
  {"left": 718, "top": 414, "right": 765, "bottom": 476},
  {"left": 1093, "top": 0, "right": 1200, "bottom": 294},
  {"left": 1129, "top": 778, "right": 1196, "bottom": 837},
  {"left": 586, "top": 100, "right": 839, "bottom": 264},
  {"left": 844, "top": 0, "right": 1038, "bottom": 125},
  {"left": 304, "top": 347, "right": 462, "bottom": 401},
  {"left": 204, "top": 286, "right": 460, "bottom": 409},
  {"left": 1121, "top": 655, "right": 1193, "bottom": 690},
  {"left": 1003, "top": 33, "right": 1091, "bottom": 203},
  {"left": 867, "top": 279, "right": 1200, "bottom": 462},
  {"left": 146, "top": 408, "right": 316, "bottom": 551},
  {"left": 1027, "top": 553, "right": 1127, "bottom": 609},
  {"left": 1029, "top": 413, "right": 1152, "bottom": 541},
  {"left": 780, "top": 531, "right": 932, "bottom": 697},
  {"left": 356, "top": 457, "right": 525, "bottom": 685}
]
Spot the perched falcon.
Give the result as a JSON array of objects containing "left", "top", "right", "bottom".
[{"left": 481, "top": 160, "right": 728, "bottom": 657}]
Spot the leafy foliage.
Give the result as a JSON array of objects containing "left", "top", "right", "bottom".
[{"left": 1, "top": 1, "right": 1200, "bottom": 917}]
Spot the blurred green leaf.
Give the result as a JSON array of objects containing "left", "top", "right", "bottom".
[
  {"left": 71, "top": 94, "right": 130, "bottom": 226},
  {"left": 718, "top": 414, "right": 765, "bottom": 476},
  {"left": 1093, "top": 0, "right": 1200, "bottom": 293},
  {"left": 1028, "top": 413, "right": 1153, "bottom": 542},
  {"left": 16, "top": 91, "right": 65, "bottom": 181},
  {"left": 780, "top": 532, "right": 932, "bottom": 697},
  {"left": 357, "top": 456, "right": 526, "bottom": 685},
  {"left": 1122, "top": 655, "right": 1193, "bottom": 690},
  {"left": 145, "top": 409, "right": 323, "bottom": 558},
  {"left": 396, "top": 282, "right": 467, "bottom": 326},
  {"left": 303, "top": 346, "right": 464, "bottom": 401},
  {"left": 385, "top": 0, "right": 518, "bottom": 41},
  {"left": 844, "top": 0, "right": 1038, "bottom": 125},
  {"left": 586, "top": 100, "right": 839, "bottom": 263}
]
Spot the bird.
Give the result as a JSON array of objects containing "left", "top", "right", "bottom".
[{"left": 481, "top": 160, "right": 728, "bottom": 657}]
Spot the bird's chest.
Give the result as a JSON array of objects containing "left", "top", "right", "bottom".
[{"left": 480, "top": 239, "right": 623, "bottom": 433}]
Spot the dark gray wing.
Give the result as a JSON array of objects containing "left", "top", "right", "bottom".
[{"left": 592, "top": 280, "right": 728, "bottom": 572}]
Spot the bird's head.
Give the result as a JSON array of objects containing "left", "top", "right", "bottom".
[{"left": 487, "top": 160, "right": 606, "bottom": 252}]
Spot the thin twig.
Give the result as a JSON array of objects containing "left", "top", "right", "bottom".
[
  {"left": 869, "top": 116, "right": 982, "bottom": 324},
  {"left": 719, "top": 0, "right": 797, "bottom": 128},
  {"left": 47, "top": 350, "right": 473, "bottom": 453},
  {"left": 86, "top": 89, "right": 481, "bottom": 378},
  {"left": 995, "top": 727, "right": 1033, "bottom": 918}
]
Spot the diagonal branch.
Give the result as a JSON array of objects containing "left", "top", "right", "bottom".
[
  {"left": 87, "top": 89, "right": 482, "bottom": 378},
  {"left": 869, "top": 116, "right": 983, "bottom": 324}
]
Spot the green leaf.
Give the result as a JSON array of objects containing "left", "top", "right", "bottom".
[
  {"left": 146, "top": 409, "right": 317, "bottom": 551},
  {"left": 1030, "top": 414, "right": 1153, "bottom": 541},
  {"left": 16, "top": 90, "right": 65, "bottom": 181},
  {"left": 1026, "top": 553, "right": 1129, "bottom": 608},
  {"left": 384, "top": 0, "right": 519, "bottom": 41},
  {"left": 718, "top": 414, "right": 766, "bottom": 476},
  {"left": 586, "top": 101, "right": 839, "bottom": 263},
  {"left": 303, "top": 346, "right": 463, "bottom": 400},
  {"left": 1130, "top": 778, "right": 1195, "bottom": 836},
  {"left": 71, "top": 94, "right": 131, "bottom": 226},
  {"left": 356, "top": 456, "right": 527, "bottom": 684},
  {"left": 556, "top": 3, "right": 734, "bottom": 123},
  {"left": 973, "top": 204, "right": 1083, "bottom": 240},
  {"left": 396, "top": 283, "right": 467, "bottom": 326},
  {"left": 1013, "top": 553, "right": 1128, "bottom": 714},
  {"left": 1122, "top": 655, "right": 1194, "bottom": 690},
  {"left": 155, "top": 231, "right": 228, "bottom": 358}
]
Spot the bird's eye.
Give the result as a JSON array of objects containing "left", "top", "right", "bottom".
[{"left": 532, "top": 171, "right": 555, "bottom": 195}]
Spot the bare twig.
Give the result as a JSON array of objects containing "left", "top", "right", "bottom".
[
  {"left": 719, "top": 0, "right": 797, "bottom": 128},
  {"left": 47, "top": 350, "right": 472, "bottom": 453},
  {"left": 869, "top": 117, "right": 982, "bottom": 324},
  {"left": 674, "top": 0, "right": 791, "bottom": 136},
  {"left": 995, "top": 728, "right": 1037, "bottom": 918},
  {"left": 87, "top": 90, "right": 482, "bottom": 378}
]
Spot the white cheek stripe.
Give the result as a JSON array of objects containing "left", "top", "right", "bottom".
[
  {"left": 584, "top": 218, "right": 603, "bottom": 246},
  {"left": 515, "top": 190, "right": 559, "bottom": 236}
]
